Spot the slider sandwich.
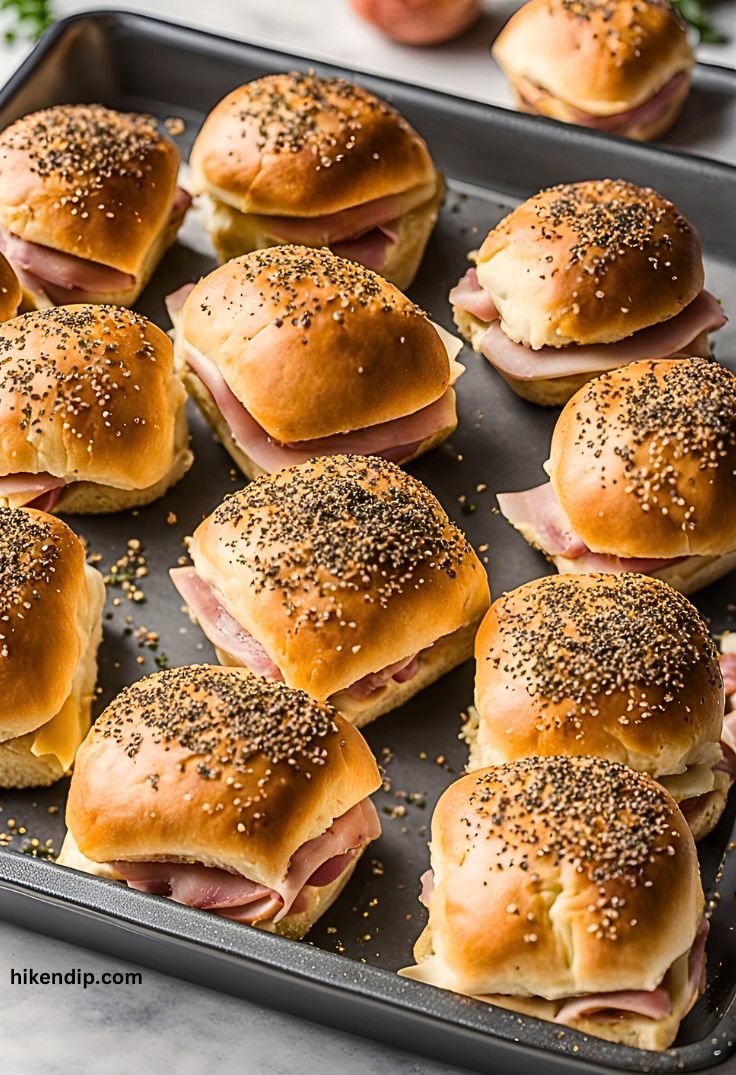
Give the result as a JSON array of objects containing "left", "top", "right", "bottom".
[
  {"left": 167, "top": 246, "right": 463, "bottom": 478},
  {"left": 498, "top": 358, "right": 736, "bottom": 595},
  {"left": 450, "top": 179, "right": 725, "bottom": 405},
  {"left": 493, "top": 0, "right": 693, "bottom": 140},
  {"left": 188, "top": 71, "right": 443, "bottom": 289},
  {"left": 468, "top": 573, "right": 733, "bottom": 839},
  {"left": 0, "top": 104, "right": 191, "bottom": 308},
  {"left": 58, "top": 666, "right": 382, "bottom": 939},
  {"left": 401, "top": 755, "right": 708, "bottom": 1051},
  {"left": 0, "top": 507, "right": 104, "bottom": 787},
  {"left": 0, "top": 305, "right": 192, "bottom": 513},
  {"left": 170, "top": 454, "right": 490, "bottom": 727},
  {"left": 0, "top": 253, "right": 20, "bottom": 321}
]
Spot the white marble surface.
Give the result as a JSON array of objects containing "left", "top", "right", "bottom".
[{"left": 0, "top": 3, "right": 735, "bottom": 1073}]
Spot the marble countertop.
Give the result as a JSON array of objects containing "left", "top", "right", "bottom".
[{"left": 1, "top": 3, "right": 735, "bottom": 1073}]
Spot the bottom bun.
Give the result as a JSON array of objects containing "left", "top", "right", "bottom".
[
  {"left": 681, "top": 775, "right": 731, "bottom": 842},
  {"left": 55, "top": 407, "right": 192, "bottom": 514},
  {"left": 0, "top": 731, "right": 64, "bottom": 788},
  {"left": 552, "top": 549, "right": 736, "bottom": 598},
  {"left": 405, "top": 922, "right": 698, "bottom": 1052},
  {"left": 57, "top": 829, "right": 362, "bottom": 941},
  {"left": 185, "top": 366, "right": 456, "bottom": 480}
]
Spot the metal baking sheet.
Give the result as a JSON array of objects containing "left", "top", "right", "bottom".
[{"left": 0, "top": 12, "right": 734, "bottom": 1074}]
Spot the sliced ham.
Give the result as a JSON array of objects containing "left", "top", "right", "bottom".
[
  {"left": 478, "top": 291, "right": 725, "bottom": 381},
  {"left": 165, "top": 281, "right": 195, "bottom": 320},
  {"left": 344, "top": 654, "right": 419, "bottom": 699},
  {"left": 419, "top": 868, "right": 434, "bottom": 908},
  {"left": 497, "top": 481, "right": 681, "bottom": 574},
  {"left": 169, "top": 567, "right": 283, "bottom": 680},
  {"left": 332, "top": 223, "right": 396, "bottom": 273},
  {"left": 182, "top": 338, "right": 452, "bottom": 471},
  {"left": 518, "top": 71, "right": 690, "bottom": 134},
  {"left": 451, "top": 267, "right": 725, "bottom": 380},
  {"left": 687, "top": 918, "right": 709, "bottom": 998},
  {"left": 0, "top": 186, "right": 190, "bottom": 304},
  {"left": 719, "top": 653, "right": 736, "bottom": 700},
  {"left": 0, "top": 473, "right": 66, "bottom": 509},
  {"left": 111, "top": 797, "right": 380, "bottom": 925},
  {"left": 262, "top": 193, "right": 400, "bottom": 245},
  {"left": 555, "top": 987, "right": 671, "bottom": 1025},
  {"left": 449, "top": 268, "right": 499, "bottom": 323}
]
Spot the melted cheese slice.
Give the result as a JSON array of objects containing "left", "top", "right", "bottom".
[
  {"left": 31, "top": 693, "right": 84, "bottom": 773},
  {"left": 659, "top": 762, "right": 717, "bottom": 802}
]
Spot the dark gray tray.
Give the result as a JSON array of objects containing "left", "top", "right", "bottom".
[{"left": 0, "top": 12, "right": 734, "bottom": 1075}]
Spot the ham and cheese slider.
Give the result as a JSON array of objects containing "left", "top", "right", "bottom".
[
  {"left": 497, "top": 358, "right": 736, "bottom": 595},
  {"left": 0, "top": 104, "right": 191, "bottom": 309},
  {"left": 450, "top": 179, "right": 725, "bottom": 405},
  {"left": 58, "top": 666, "right": 382, "bottom": 939},
  {"left": 170, "top": 454, "right": 490, "bottom": 727},
  {"left": 468, "top": 573, "right": 733, "bottom": 840},
  {"left": 492, "top": 0, "right": 693, "bottom": 140},
  {"left": 401, "top": 755, "right": 708, "bottom": 1050},
  {"left": 166, "top": 246, "right": 463, "bottom": 478},
  {"left": 0, "top": 507, "right": 104, "bottom": 788},
  {"left": 0, "top": 305, "right": 192, "bottom": 514},
  {"left": 188, "top": 71, "right": 442, "bottom": 289}
]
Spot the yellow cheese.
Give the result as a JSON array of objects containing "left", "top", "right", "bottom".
[{"left": 30, "top": 692, "right": 84, "bottom": 773}]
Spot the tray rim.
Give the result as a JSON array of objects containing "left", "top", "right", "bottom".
[{"left": 0, "top": 10, "right": 733, "bottom": 1075}]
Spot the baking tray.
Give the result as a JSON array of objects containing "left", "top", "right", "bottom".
[{"left": 0, "top": 11, "right": 734, "bottom": 1075}]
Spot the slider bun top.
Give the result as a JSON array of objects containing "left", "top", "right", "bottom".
[
  {"left": 475, "top": 179, "right": 703, "bottom": 349},
  {"left": 493, "top": 0, "right": 693, "bottom": 116},
  {"left": 180, "top": 246, "right": 453, "bottom": 443},
  {"left": 0, "top": 104, "right": 181, "bottom": 276},
  {"left": 192, "top": 454, "right": 490, "bottom": 698},
  {"left": 65, "top": 666, "right": 381, "bottom": 891},
  {"left": 189, "top": 70, "right": 436, "bottom": 216},
  {"left": 424, "top": 756, "right": 703, "bottom": 998},
  {"left": 549, "top": 358, "right": 736, "bottom": 558},
  {"left": 0, "top": 253, "right": 20, "bottom": 321},
  {"left": 0, "top": 305, "right": 187, "bottom": 491},
  {"left": 0, "top": 507, "right": 89, "bottom": 742},
  {"left": 474, "top": 573, "right": 724, "bottom": 776}
]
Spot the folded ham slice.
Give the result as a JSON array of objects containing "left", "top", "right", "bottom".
[
  {"left": 171, "top": 566, "right": 422, "bottom": 698},
  {"left": 497, "top": 482, "right": 682, "bottom": 575},
  {"left": 332, "top": 223, "right": 398, "bottom": 273},
  {"left": 112, "top": 797, "right": 380, "bottom": 924},
  {"left": 180, "top": 337, "right": 452, "bottom": 471},
  {"left": 0, "top": 473, "right": 66, "bottom": 511},
  {"left": 0, "top": 186, "right": 191, "bottom": 305},
  {"left": 170, "top": 567, "right": 283, "bottom": 679},
  {"left": 451, "top": 268, "right": 725, "bottom": 381},
  {"left": 262, "top": 193, "right": 401, "bottom": 246},
  {"left": 517, "top": 70, "right": 690, "bottom": 135},
  {"left": 555, "top": 986, "right": 672, "bottom": 1025},
  {"left": 719, "top": 653, "right": 736, "bottom": 701}
]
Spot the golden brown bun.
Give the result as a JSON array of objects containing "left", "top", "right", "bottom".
[
  {"left": 182, "top": 366, "right": 457, "bottom": 480},
  {"left": 475, "top": 180, "right": 703, "bottom": 349},
  {"left": 408, "top": 756, "right": 703, "bottom": 1001},
  {"left": 202, "top": 174, "right": 444, "bottom": 292},
  {"left": 510, "top": 70, "right": 692, "bottom": 141},
  {"left": 190, "top": 455, "right": 490, "bottom": 701},
  {"left": 550, "top": 358, "right": 736, "bottom": 558},
  {"left": 190, "top": 72, "right": 436, "bottom": 217},
  {"left": 493, "top": 0, "right": 693, "bottom": 116},
  {"left": 179, "top": 246, "right": 452, "bottom": 443},
  {"left": 0, "top": 104, "right": 181, "bottom": 277},
  {"left": 0, "top": 305, "right": 190, "bottom": 498},
  {"left": 57, "top": 827, "right": 365, "bottom": 941},
  {"left": 65, "top": 665, "right": 381, "bottom": 893},
  {"left": 0, "top": 252, "right": 20, "bottom": 321},
  {"left": 472, "top": 573, "right": 724, "bottom": 781}
]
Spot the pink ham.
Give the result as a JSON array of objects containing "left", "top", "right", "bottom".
[
  {"left": 345, "top": 654, "right": 420, "bottom": 699},
  {"left": 169, "top": 567, "right": 283, "bottom": 680},
  {"left": 719, "top": 653, "right": 736, "bottom": 700},
  {"left": 449, "top": 268, "right": 499, "bottom": 322},
  {"left": 0, "top": 473, "right": 66, "bottom": 509},
  {"left": 497, "top": 481, "right": 682, "bottom": 575},
  {"left": 419, "top": 868, "right": 434, "bottom": 908},
  {"left": 478, "top": 291, "right": 725, "bottom": 381},
  {"left": 332, "top": 222, "right": 398, "bottom": 273},
  {"left": 519, "top": 71, "right": 689, "bottom": 135},
  {"left": 111, "top": 797, "right": 380, "bottom": 924},
  {"left": 263, "top": 194, "right": 400, "bottom": 245},
  {"left": 555, "top": 987, "right": 671, "bottom": 1025},
  {"left": 181, "top": 338, "right": 451, "bottom": 471},
  {"left": 688, "top": 918, "right": 709, "bottom": 997},
  {"left": 165, "top": 281, "right": 195, "bottom": 320},
  {"left": 0, "top": 186, "right": 191, "bottom": 304}
]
